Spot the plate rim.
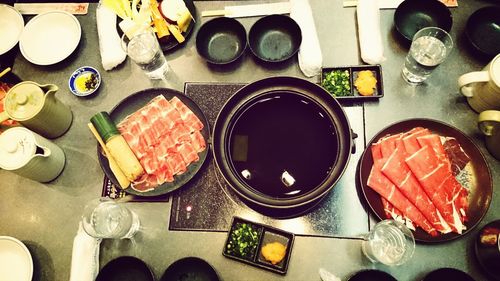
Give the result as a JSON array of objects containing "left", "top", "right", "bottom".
[
  {"left": 358, "top": 118, "right": 493, "bottom": 243},
  {"left": 0, "top": 236, "right": 33, "bottom": 281},
  {"left": 19, "top": 10, "right": 81, "bottom": 65},
  {"left": 0, "top": 4, "right": 24, "bottom": 56}
]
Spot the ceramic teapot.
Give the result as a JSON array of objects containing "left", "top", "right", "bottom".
[
  {"left": 0, "top": 81, "right": 72, "bottom": 138},
  {"left": 478, "top": 110, "right": 500, "bottom": 160},
  {"left": 458, "top": 54, "right": 500, "bottom": 113},
  {"left": 0, "top": 127, "right": 65, "bottom": 182}
]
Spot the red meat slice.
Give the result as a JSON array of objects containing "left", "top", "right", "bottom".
[
  {"left": 443, "top": 137, "right": 471, "bottom": 176},
  {"left": 405, "top": 145, "right": 465, "bottom": 234},
  {"left": 381, "top": 140, "right": 451, "bottom": 233},
  {"left": 367, "top": 159, "right": 437, "bottom": 236},
  {"left": 378, "top": 133, "right": 402, "bottom": 158},
  {"left": 190, "top": 131, "right": 206, "bottom": 153},
  {"left": 416, "top": 134, "right": 469, "bottom": 222},
  {"left": 177, "top": 142, "right": 199, "bottom": 165},
  {"left": 402, "top": 127, "right": 430, "bottom": 155}
]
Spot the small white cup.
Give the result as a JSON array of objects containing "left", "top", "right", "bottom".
[
  {"left": 81, "top": 198, "right": 140, "bottom": 239},
  {"left": 361, "top": 220, "right": 415, "bottom": 266}
]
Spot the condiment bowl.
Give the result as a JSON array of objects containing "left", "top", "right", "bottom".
[
  {"left": 465, "top": 6, "right": 500, "bottom": 58},
  {"left": 68, "top": 66, "right": 101, "bottom": 97},
  {"left": 394, "top": 0, "right": 452, "bottom": 42}
]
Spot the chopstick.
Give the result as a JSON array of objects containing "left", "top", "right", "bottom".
[
  {"left": 87, "top": 123, "right": 131, "bottom": 189},
  {"left": 0, "top": 67, "right": 11, "bottom": 79}
]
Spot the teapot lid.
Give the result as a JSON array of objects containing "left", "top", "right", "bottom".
[
  {"left": 4, "top": 82, "right": 45, "bottom": 121},
  {"left": 0, "top": 127, "right": 36, "bottom": 170}
]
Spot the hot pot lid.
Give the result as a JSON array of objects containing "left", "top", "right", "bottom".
[
  {"left": 4, "top": 83, "right": 44, "bottom": 120},
  {"left": 226, "top": 90, "right": 340, "bottom": 200},
  {"left": 0, "top": 127, "right": 36, "bottom": 170}
]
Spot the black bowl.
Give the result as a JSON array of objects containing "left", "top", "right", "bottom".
[
  {"left": 475, "top": 220, "right": 500, "bottom": 280},
  {"left": 160, "top": 257, "right": 219, "bottom": 281},
  {"left": 248, "top": 15, "right": 302, "bottom": 63},
  {"left": 465, "top": 6, "right": 500, "bottom": 58},
  {"left": 394, "top": 0, "right": 452, "bottom": 42},
  {"left": 96, "top": 256, "right": 155, "bottom": 281},
  {"left": 196, "top": 17, "right": 247, "bottom": 65},
  {"left": 422, "top": 268, "right": 475, "bottom": 281},
  {"left": 348, "top": 269, "right": 397, "bottom": 281}
]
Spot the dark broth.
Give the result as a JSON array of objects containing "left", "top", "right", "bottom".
[{"left": 228, "top": 92, "right": 339, "bottom": 198}]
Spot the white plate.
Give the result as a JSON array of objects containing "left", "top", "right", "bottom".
[
  {"left": 20, "top": 11, "right": 81, "bottom": 65},
  {"left": 0, "top": 4, "right": 24, "bottom": 55},
  {"left": 0, "top": 236, "right": 33, "bottom": 281}
]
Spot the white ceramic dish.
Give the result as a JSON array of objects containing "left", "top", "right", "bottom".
[
  {"left": 19, "top": 11, "right": 81, "bottom": 65},
  {"left": 0, "top": 236, "right": 33, "bottom": 281},
  {"left": 0, "top": 4, "right": 24, "bottom": 55}
]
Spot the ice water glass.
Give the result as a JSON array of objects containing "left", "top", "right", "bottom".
[
  {"left": 123, "top": 29, "right": 169, "bottom": 80},
  {"left": 81, "top": 198, "right": 140, "bottom": 239},
  {"left": 361, "top": 220, "right": 415, "bottom": 266},
  {"left": 402, "top": 27, "right": 453, "bottom": 84}
]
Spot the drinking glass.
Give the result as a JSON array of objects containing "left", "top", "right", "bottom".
[
  {"left": 122, "top": 28, "right": 170, "bottom": 80},
  {"left": 361, "top": 220, "right": 415, "bottom": 266},
  {"left": 81, "top": 198, "right": 140, "bottom": 239},
  {"left": 402, "top": 27, "right": 453, "bottom": 84}
]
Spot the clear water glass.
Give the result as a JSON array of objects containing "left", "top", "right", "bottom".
[
  {"left": 123, "top": 29, "right": 169, "bottom": 80},
  {"left": 362, "top": 219, "right": 415, "bottom": 266},
  {"left": 402, "top": 27, "right": 453, "bottom": 84},
  {"left": 81, "top": 198, "right": 140, "bottom": 239}
]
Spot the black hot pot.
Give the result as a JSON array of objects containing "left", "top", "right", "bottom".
[{"left": 213, "top": 76, "right": 355, "bottom": 210}]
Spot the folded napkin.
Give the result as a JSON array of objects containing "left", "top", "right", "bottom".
[
  {"left": 96, "top": 4, "right": 127, "bottom": 71},
  {"left": 290, "top": 0, "right": 323, "bottom": 77},
  {"left": 69, "top": 223, "right": 101, "bottom": 281},
  {"left": 357, "top": 0, "right": 386, "bottom": 65}
]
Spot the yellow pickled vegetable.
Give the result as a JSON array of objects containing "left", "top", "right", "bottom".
[
  {"left": 150, "top": 0, "right": 170, "bottom": 38},
  {"left": 354, "top": 70, "right": 377, "bottom": 96}
]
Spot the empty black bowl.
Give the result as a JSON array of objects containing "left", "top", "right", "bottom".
[
  {"left": 348, "top": 269, "right": 397, "bottom": 281},
  {"left": 196, "top": 17, "right": 246, "bottom": 64},
  {"left": 422, "top": 268, "right": 475, "bottom": 281},
  {"left": 394, "top": 0, "right": 452, "bottom": 42},
  {"left": 96, "top": 256, "right": 155, "bottom": 281},
  {"left": 161, "top": 257, "right": 219, "bottom": 281},
  {"left": 248, "top": 15, "right": 302, "bottom": 63},
  {"left": 465, "top": 6, "right": 500, "bottom": 58}
]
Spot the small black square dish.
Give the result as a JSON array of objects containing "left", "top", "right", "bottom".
[
  {"left": 222, "top": 217, "right": 295, "bottom": 275},
  {"left": 321, "top": 65, "right": 383, "bottom": 101}
]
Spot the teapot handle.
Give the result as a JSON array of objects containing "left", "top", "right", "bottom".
[
  {"left": 458, "top": 71, "right": 489, "bottom": 98},
  {"left": 0, "top": 111, "right": 9, "bottom": 123},
  {"left": 478, "top": 110, "right": 500, "bottom": 137},
  {"left": 39, "top": 84, "right": 59, "bottom": 98}
]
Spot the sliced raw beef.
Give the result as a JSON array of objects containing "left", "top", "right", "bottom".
[
  {"left": 367, "top": 158, "right": 437, "bottom": 236},
  {"left": 443, "top": 137, "right": 471, "bottom": 176},
  {"left": 416, "top": 134, "right": 469, "bottom": 222},
  {"left": 405, "top": 145, "right": 465, "bottom": 234},
  {"left": 401, "top": 127, "right": 430, "bottom": 154},
  {"left": 117, "top": 95, "right": 206, "bottom": 191},
  {"left": 381, "top": 140, "right": 451, "bottom": 233}
]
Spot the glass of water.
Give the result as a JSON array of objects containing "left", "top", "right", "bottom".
[
  {"left": 122, "top": 28, "right": 170, "bottom": 80},
  {"left": 361, "top": 220, "right": 415, "bottom": 266},
  {"left": 81, "top": 198, "right": 140, "bottom": 239},
  {"left": 402, "top": 27, "right": 453, "bottom": 84}
]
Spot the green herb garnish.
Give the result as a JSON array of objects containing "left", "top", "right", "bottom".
[
  {"left": 322, "top": 69, "right": 352, "bottom": 97},
  {"left": 226, "top": 222, "right": 261, "bottom": 260}
]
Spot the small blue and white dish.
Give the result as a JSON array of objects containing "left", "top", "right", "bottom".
[{"left": 69, "top": 66, "right": 101, "bottom": 97}]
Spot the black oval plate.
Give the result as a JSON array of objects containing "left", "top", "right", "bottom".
[
  {"left": 358, "top": 119, "right": 492, "bottom": 243},
  {"left": 422, "top": 268, "right": 475, "bottom": 281},
  {"left": 159, "top": 0, "right": 196, "bottom": 52},
  {"left": 96, "top": 256, "right": 155, "bottom": 281},
  {"left": 97, "top": 88, "right": 210, "bottom": 197}
]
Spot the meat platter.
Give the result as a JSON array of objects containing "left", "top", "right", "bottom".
[
  {"left": 97, "top": 88, "right": 210, "bottom": 197},
  {"left": 358, "top": 119, "right": 492, "bottom": 242}
]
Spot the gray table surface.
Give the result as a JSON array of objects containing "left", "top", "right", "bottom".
[{"left": 1, "top": 1, "right": 499, "bottom": 280}]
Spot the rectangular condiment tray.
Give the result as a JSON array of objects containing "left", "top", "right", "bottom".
[
  {"left": 321, "top": 65, "right": 384, "bottom": 101},
  {"left": 222, "top": 216, "right": 295, "bottom": 274}
]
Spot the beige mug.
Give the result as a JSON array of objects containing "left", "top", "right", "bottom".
[
  {"left": 0, "top": 81, "right": 73, "bottom": 138},
  {"left": 478, "top": 110, "right": 500, "bottom": 160},
  {"left": 458, "top": 54, "right": 500, "bottom": 113}
]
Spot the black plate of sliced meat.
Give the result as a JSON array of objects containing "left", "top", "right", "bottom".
[
  {"left": 358, "top": 119, "right": 492, "bottom": 243},
  {"left": 97, "top": 88, "right": 210, "bottom": 197}
]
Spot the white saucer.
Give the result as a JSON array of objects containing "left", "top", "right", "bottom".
[
  {"left": 0, "top": 4, "right": 24, "bottom": 55},
  {"left": 19, "top": 11, "right": 81, "bottom": 65},
  {"left": 0, "top": 236, "right": 33, "bottom": 281}
]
